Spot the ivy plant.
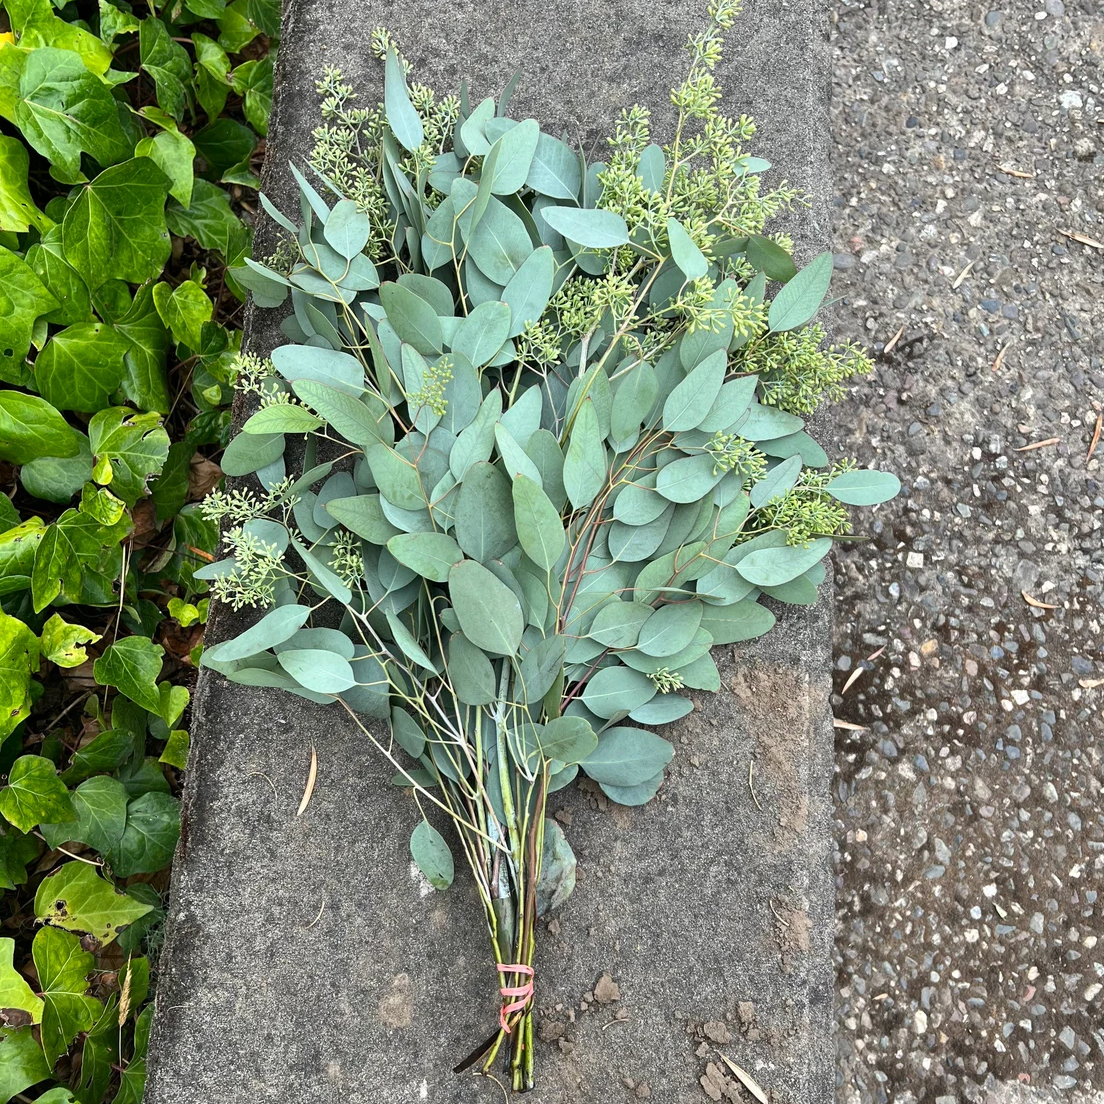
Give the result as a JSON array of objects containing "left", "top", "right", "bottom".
[
  {"left": 209, "top": 1, "right": 897, "bottom": 1093},
  {"left": 0, "top": 0, "right": 274, "bottom": 1095}
]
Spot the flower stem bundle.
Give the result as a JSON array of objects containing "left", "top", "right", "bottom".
[{"left": 205, "top": 2, "right": 899, "bottom": 1089}]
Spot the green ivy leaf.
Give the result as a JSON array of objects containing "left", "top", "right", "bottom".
[
  {"left": 0, "top": 826, "right": 38, "bottom": 890},
  {"left": 0, "top": 390, "right": 79, "bottom": 463},
  {"left": 0, "top": 613, "right": 39, "bottom": 742},
  {"left": 116, "top": 283, "right": 171, "bottom": 414},
  {"left": 0, "top": 935, "right": 44, "bottom": 1023},
  {"left": 61, "top": 158, "right": 172, "bottom": 291},
  {"left": 13, "top": 47, "right": 133, "bottom": 184},
  {"left": 87, "top": 407, "right": 170, "bottom": 505},
  {"left": 152, "top": 280, "right": 214, "bottom": 351},
  {"left": 229, "top": 57, "right": 272, "bottom": 135},
  {"left": 33, "top": 321, "right": 130, "bottom": 414},
  {"left": 106, "top": 791, "right": 180, "bottom": 876},
  {"left": 0, "top": 244, "right": 60, "bottom": 385},
  {"left": 0, "top": 755, "right": 75, "bottom": 832},
  {"left": 192, "top": 33, "right": 231, "bottom": 119},
  {"left": 0, "top": 1027, "right": 51, "bottom": 1103},
  {"left": 139, "top": 18, "right": 193, "bottom": 122},
  {"left": 167, "top": 179, "right": 250, "bottom": 265},
  {"left": 6, "top": 0, "right": 114, "bottom": 74},
  {"left": 26, "top": 227, "right": 91, "bottom": 327},
  {"left": 159, "top": 728, "right": 190, "bottom": 769},
  {"left": 40, "top": 775, "right": 128, "bottom": 854},
  {"left": 32, "top": 925, "right": 101, "bottom": 1067},
  {"left": 0, "top": 133, "right": 50, "bottom": 232},
  {"left": 98, "top": 0, "right": 140, "bottom": 44},
  {"left": 135, "top": 126, "right": 196, "bottom": 208},
  {"left": 33, "top": 862, "right": 154, "bottom": 945},
  {"left": 93, "top": 636, "right": 165, "bottom": 714},
  {"left": 40, "top": 612, "right": 100, "bottom": 668}
]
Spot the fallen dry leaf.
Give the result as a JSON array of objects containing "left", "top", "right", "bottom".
[
  {"left": 841, "top": 643, "right": 886, "bottom": 695},
  {"left": 833, "top": 718, "right": 867, "bottom": 731},
  {"left": 1078, "top": 678, "right": 1103, "bottom": 689},
  {"left": 884, "top": 325, "right": 905, "bottom": 354},
  {"left": 718, "top": 1054, "right": 769, "bottom": 1104},
  {"left": 1087, "top": 412, "right": 1102, "bottom": 463},
  {"left": 1013, "top": 438, "right": 1060, "bottom": 452},
  {"left": 1059, "top": 229, "right": 1104, "bottom": 250},
  {"left": 188, "top": 454, "right": 224, "bottom": 501},
  {"left": 1022, "top": 591, "right": 1058, "bottom": 610},
  {"left": 952, "top": 259, "right": 975, "bottom": 290},
  {"left": 297, "top": 746, "right": 317, "bottom": 816}
]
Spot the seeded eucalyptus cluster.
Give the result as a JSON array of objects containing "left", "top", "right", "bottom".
[{"left": 206, "top": 1, "right": 899, "bottom": 1089}]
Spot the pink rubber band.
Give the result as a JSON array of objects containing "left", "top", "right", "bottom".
[{"left": 496, "top": 963, "right": 534, "bottom": 1031}]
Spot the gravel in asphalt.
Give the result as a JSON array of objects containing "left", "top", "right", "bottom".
[{"left": 828, "top": 1, "right": 1102, "bottom": 1100}]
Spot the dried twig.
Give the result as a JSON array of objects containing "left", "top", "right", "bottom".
[
  {"left": 747, "top": 759, "right": 763, "bottom": 812},
  {"left": 1087, "top": 412, "right": 1102, "bottom": 463},
  {"left": 1013, "top": 438, "right": 1060, "bottom": 452},
  {"left": 999, "top": 165, "right": 1035, "bottom": 179},
  {"left": 1022, "top": 591, "right": 1058, "bottom": 610},
  {"left": 952, "top": 260, "right": 975, "bottom": 289},
  {"left": 992, "top": 341, "right": 1013, "bottom": 372},
  {"left": 833, "top": 718, "right": 867, "bottom": 731},
  {"left": 841, "top": 643, "right": 886, "bottom": 696},
  {"left": 247, "top": 771, "right": 279, "bottom": 803},
  {"left": 718, "top": 1054, "right": 769, "bottom": 1104},
  {"left": 297, "top": 746, "right": 318, "bottom": 816},
  {"left": 1059, "top": 229, "right": 1104, "bottom": 250}
]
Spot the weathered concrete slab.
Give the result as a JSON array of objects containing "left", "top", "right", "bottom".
[{"left": 144, "top": 1, "right": 834, "bottom": 1101}]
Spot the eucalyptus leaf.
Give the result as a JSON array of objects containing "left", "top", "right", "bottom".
[
  {"left": 410, "top": 820, "right": 453, "bottom": 889},
  {"left": 768, "top": 251, "right": 833, "bottom": 332},
  {"left": 825, "top": 468, "right": 901, "bottom": 505},
  {"left": 449, "top": 559, "right": 524, "bottom": 657}
]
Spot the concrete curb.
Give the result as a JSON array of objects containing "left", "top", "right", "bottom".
[{"left": 144, "top": 2, "right": 835, "bottom": 1100}]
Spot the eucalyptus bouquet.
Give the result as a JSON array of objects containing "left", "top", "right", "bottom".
[{"left": 202, "top": 2, "right": 898, "bottom": 1090}]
